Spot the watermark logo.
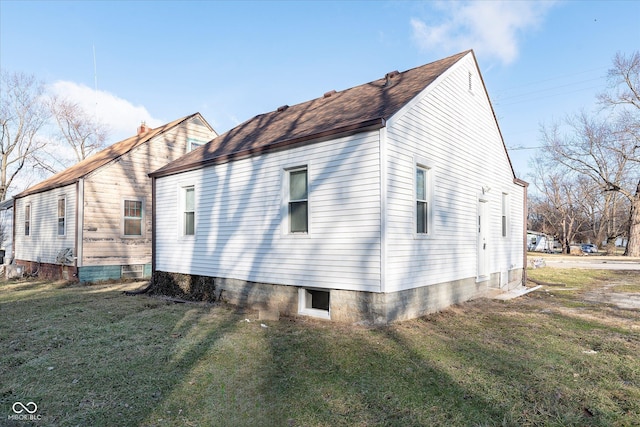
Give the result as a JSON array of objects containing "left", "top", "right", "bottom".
[
  {"left": 12, "top": 402, "right": 37, "bottom": 414},
  {"left": 8, "top": 401, "right": 42, "bottom": 421}
]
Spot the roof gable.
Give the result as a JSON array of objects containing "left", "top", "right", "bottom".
[
  {"left": 15, "top": 113, "right": 206, "bottom": 198},
  {"left": 151, "top": 50, "right": 471, "bottom": 177}
]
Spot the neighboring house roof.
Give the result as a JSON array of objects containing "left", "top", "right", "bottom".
[
  {"left": 0, "top": 199, "right": 13, "bottom": 210},
  {"left": 151, "top": 50, "right": 482, "bottom": 178},
  {"left": 15, "top": 113, "right": 210, "bottom": 198}
]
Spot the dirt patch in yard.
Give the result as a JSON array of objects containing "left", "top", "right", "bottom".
[
  {"left": 582, "top": 281, "right": 640, "bottom": 310},
  {"left": 524, "top": 269, "right": 640, "bottom": 331}
]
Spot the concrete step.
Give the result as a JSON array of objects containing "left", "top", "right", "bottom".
[{"left": 490, "top": 285, "right": 543, "bottom": 301}]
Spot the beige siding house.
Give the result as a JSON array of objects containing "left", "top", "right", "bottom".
[
  {"left": 13, "top": 113, "right": 216, "bottom": 281},
  {"left": 150, "top": 51, "right": 528, "bottom": 324}
]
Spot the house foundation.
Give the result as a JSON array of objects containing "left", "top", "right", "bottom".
[
  {"left": 14, "top": 260, "right": 78, "bottom": 281},
  {"left": 152, "top": 268, "right": 524, "bottom": 324}
]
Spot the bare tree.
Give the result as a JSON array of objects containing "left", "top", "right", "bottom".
[
  {"left": 46, "top": 96, "right": 110, "bottom": 169},
  {"left": 598, "top": 51, "right": 640, "bottom": 256},
  {"left": 592, "top": 189, "right": 629, "bottom": 254},
  {"left": 530, "top": 158, "right": 587, "bottom": 253},
  {"left": 540, "top": 51, "right": 640, "bottom": 256},
  {"left": 0, "top": 70, "right": 50, "bottom": 201}
]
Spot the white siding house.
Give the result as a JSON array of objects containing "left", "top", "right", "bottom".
[
  {"left": 0, "top": 198, "right": 14, "bottom": 265},
  {"left": 13, "top": 113, "right": 216, "bottom": 281},
  {"left": 151, "top": 51, "right": 527, "bottom": 323}
]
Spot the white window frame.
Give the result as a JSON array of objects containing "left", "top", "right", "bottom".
[
  {"left": 414, "top": 157, "right": 434, "bottom": 238},
  {"left": 122, "top": 198, "right": 144, "bottom": 237},
  {"left": 283, "top": 164, "right": 310, "bottom": 237},
  {"left": 501, "top": 192, "right": 509, "bottom": 238},
  {"left": 179, "top": 184, "right": 196, "bottom": 238},
  {"left": 187, "top": 138, "right": 205, "bottom": 152},
  {"left": 57, "top": 197, "right": 66, "bottom": 237},
  {"left": 298, "top": 288, "right": 331, "bottom": 320},
  {"left": 24, "top": 203, "right": 31, "bottom": 237}
]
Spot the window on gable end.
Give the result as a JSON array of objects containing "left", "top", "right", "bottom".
[
  {"left": 187, "top": 138, "right": 205, "bottom": 152},
  {"left": 416, "top": 165, "right": 432, "bottom": 235},
  {"left": 25, "top": 203, "right": 31, "bottom": 236},
  {"left": 57, "top": 197, "right": 66, "bottom": 236},
  {"left": 502, "top": 193, "right": 508, "bottom": 238}
]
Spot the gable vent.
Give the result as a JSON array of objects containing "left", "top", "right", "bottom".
[
  {"left": 323, "top": 90, "right": 337, "bottom": 98},
  {"left": 277, "top": 105, "right": 289, "bottom": 112}
]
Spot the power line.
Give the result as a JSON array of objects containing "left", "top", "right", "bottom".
[
  {"left": 494, "top": 66, "right": 608, "bottom": 93},
  {"left": 495, "top": 76, "right": 605, "bottom": 103}
]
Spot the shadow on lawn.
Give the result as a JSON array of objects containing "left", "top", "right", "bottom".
[
  {"left": 257, "top": 300, "right": 638, "bottom": 427},
  {"left": 0, "top": 281, "right": 241, "bottom": 427},
  {"left": 258, "top": 320, "right": 503, "bottom": 426}
]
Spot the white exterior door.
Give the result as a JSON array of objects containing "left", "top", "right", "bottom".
[{"left": 477, "top": 198, "right": 489, "bottom": 280}]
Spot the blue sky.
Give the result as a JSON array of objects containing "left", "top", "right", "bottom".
[{"left": 1, "top": 0, "right": 639, "bottom": 180}]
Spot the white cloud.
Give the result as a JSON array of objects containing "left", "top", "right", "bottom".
[
  {"left": 411, "top": 1, "right": 557, "bottom": 65},
  {"left": 48, "top": 81, "right": 164, "bottom": 140}
]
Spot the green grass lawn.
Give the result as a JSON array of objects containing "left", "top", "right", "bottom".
[{"left": 1, "top": 270, "right": 639, "bottom": 426}]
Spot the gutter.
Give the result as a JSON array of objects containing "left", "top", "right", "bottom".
[{"left": 150, "top": 117, "right": 387, "bottom": 179}]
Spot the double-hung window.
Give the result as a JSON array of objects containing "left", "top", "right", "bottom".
[
  {"left": 184, "top": 186, "right": 195, "bottom": 236},
  {"left": 124, "top": 200, "right": 143, "bottom": 236},
  {"left": 57, "top": 198, "right": 66, "bottom": 236},
  {"left": 501, "top": 193, "right": 508, "bottom": 237},
  {"left": 288, "top": 167, "right": 308, "bottom": 233},
  {"left": 416, "top": 166, "right": 429, "bottom": 234},
  {"left": 25, "top": 204, "right": 31, "bottom": 236}
]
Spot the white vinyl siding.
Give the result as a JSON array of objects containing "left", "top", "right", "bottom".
[
  {"left": 154, "top": 52, "right": 525, "bottom": 297},
  {"left": 14, "top": 184, "right": 76, "bottom": 264},
  {"left": 155, "top": 131, "right": 382, "bottom": 292},
  {"left": 384, "top": 53, "right": 524, "bottom": 292}
]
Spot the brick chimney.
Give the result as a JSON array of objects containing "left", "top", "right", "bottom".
[{"left": 137, "top": 121, "right": 150, "bottom": 135}]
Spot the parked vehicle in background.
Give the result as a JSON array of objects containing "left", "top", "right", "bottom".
[{"left": 581, "top": 244, "right": 598, "bottom": 253}]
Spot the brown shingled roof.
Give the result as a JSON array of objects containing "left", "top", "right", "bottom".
[
  {"left": 151, "top": 50, "right": 471, "bottom": 178},
  {"left": 16, "top": 113, "right": 203, "bottom": 198}
]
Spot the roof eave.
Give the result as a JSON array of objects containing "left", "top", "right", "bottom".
[
  {"left": 14, "top": 177, "right": 83, "bottom": 199},
  {"left": 14, "top": 113, "right": 203, "bottom": 199},
  {"left": 150, "top": 117, "right": 387, "bottom": 179}
]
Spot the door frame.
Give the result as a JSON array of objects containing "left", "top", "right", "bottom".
[{"left": 477, "top": 196, "right": 490, "bottom": 282}]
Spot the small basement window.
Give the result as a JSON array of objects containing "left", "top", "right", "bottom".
[
  {"left": 298, "top": 288, "right": 330, "bottom": 319},
  {"left": 122, "top": 264, "right": 144, "bottom": 279}
]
